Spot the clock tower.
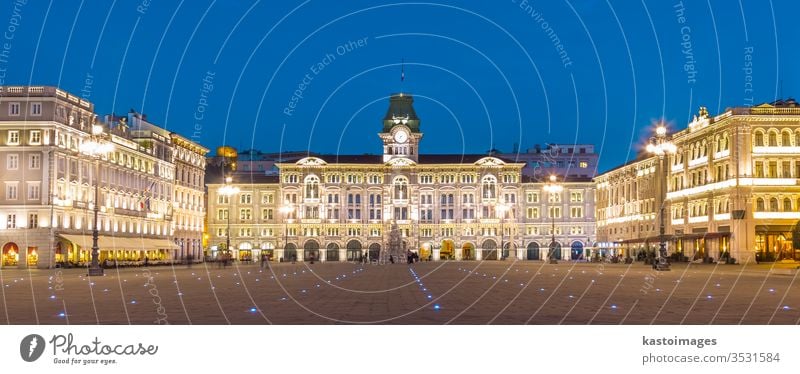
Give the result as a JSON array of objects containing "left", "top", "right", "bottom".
[{"left": 380, "top": 93, "right": 423, "bottom": 163}]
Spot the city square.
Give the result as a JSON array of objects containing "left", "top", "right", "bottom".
[{"left": 1, "top": 260, "right": 798, "bottom": 325}]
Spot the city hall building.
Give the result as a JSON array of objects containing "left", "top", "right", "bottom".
[
  {"left": 595, "top": 101, "right": 800, "bottom": 263},
  {"left": 207, "top": 93, "right": 596, "bottom": 262},
  {"left": 0, "top": 86, "right": 207, "bottom": 269}
]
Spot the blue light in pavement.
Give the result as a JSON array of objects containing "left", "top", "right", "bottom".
[
  {"left": 706, "top": 295, "right": 713, "bottom": 299},
  {"left": 611, "top": 305, "right": 618, "bottom": 309},
  {"left": 427, "top": 295, "right": 432, "bottom": 299},
  {"left": 50, "top": 295, "right": 56, "bottom": 299},
  {"left": 783, "top": 305, "right": 790, "bottom": 310},
  {"left": 768, "top": 288, "right": 775, "bottom": 293},
  {"left": 250, "top": 307, "right": 257, "bottom": 313},
  {"left": 433, "top": 304, "right": 441, "bottom": 310},
  {"left": 131, "top": 300, "right": 137, "bottom": 304},
  {"left": 58, "top": 312, "right": 66, "bottom": 318},
  {"left": 422, "top": 288, "right": 427, "bottom": 291}
]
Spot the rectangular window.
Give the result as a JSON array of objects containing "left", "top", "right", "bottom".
[
  {"left": 28, "top": 154, "right": 41, "bottom": 170},
  {"left": 29, "top": 130, "right": 42, "bottom": 144},
  {"left": 29, "top": 213, "right": 39, "bottom": 228},
  {"left": 240, "top": 193, "right": 251, "bottom": 204},
  {"left": 7, "top": 154, "right": 19, "bottom": 170},
  {"left": 462, "top": 208, "right": 475, "bottom": 219},
  {"left": 217, "top": 209, "right": 229, "bottom": 220},
  {"left": 239, "top": 208, "right": 251, "bottom": 220},
  {"left": 419, "top": 175, "right": 433, "bottom": 184},
  {"left": 27, "top": 183, "right": 40, "bottom": 200},
  {"left": 9, "top": 102, "right": 20, "bottom": 116},
  {"left": 549, "top": 206, "right": 561, "bottom": 218},
  {"left": 526, "top": 207, "right": 539, "bottom": 219},
  {"left": 8, "top": 130, "right": 20, "bottom": 145},
  {"left": 6, "top": 183, "right": 18, "bottom": 200},
  {"left": 30, "top": 102, "right": 42, "bottom": 116},
  {"left": 6, "top": 214, "right": 16, "bottom": 228},
  {"left": 754, "top": 161, "right": 764, "bottom": 178},
  {"left": 217, "top": 195, "right": 229, "bottom": 204},
  {"left": 570, "top": 191, "right": 583, "bottom": 203},
  {"left": 571, "top": 207, "right": 583, "bottom": 218},
  {"left": 262, "top": 208, "right": 273, "bottom": 220}
]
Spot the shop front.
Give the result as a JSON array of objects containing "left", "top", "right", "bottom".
[{"left": 755, "top": 225, "right": 799, "bottom": 262}]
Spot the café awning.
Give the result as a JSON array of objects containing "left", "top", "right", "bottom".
[{"left": 58, "top": 234, "right": 179, "bottom": 251}]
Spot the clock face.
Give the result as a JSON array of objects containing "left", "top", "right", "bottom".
[{"left": 394, "top": 130, "right": 408, "bottom": 143}]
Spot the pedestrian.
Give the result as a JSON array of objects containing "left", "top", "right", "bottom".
[
  {"left": 187, "top": 254, "right": 193, "bottom": 269},
  {"left": 144, "top": 256, "right": 149, "bottom": 267},
  {"left": 260, "top": 253, "right": 266, "bottom": 269},
  {"left": 389, "top": 255, "right": 394, "bottom": 264},
  {"left": 291, "top": 254, "right": 296, "bottom": 264},
  {"left": 310, "top": 253, "right": 315, "bottom": 264}
]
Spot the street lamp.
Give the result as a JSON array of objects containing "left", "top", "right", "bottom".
[
  {"left": 496, "top": 203, "right": 510, "bottom": 260},
  {"left": 218, "top": 177, "right": 240, "bottom": 261},
  {"left": 646, "top": 124, "right": 677, "bottom": 271},
  {"left": 80, "top": 124, "right": 114, "bottom": 276},
  {"left": 279, "top": 204, "right": 295, "bottom": 262},
  {"left": 543, "top": 175, "right": 562, "bottom": 264}
]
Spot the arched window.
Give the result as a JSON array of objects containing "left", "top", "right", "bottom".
[
  {"left": 481, "top": 175, "right": 497, "bottom": 199},
  {"left": 784, "top": 198, "right": 792, "bottom": 211},
  {"left": 795, "top": 132, "right": 800, "bottom": 147},
  {"left": 755, "top": 131, "right": 764, "bottom": 147},
  {"left": 304, "top": 175, "right": 320, "bottom": 199},
  {"left": 769, "top": 131, "right": 778, "bottom": 146},
  {"left": 393, "top": 176, "right": 408, "bottom": 200},
  {"left": 756, "top": 198, "right": 765, "bottom": 211},
  {"left": 722, "top": 134, "right": 729, "bottom": 150},
  {"left": 769, "top": 197, "right": 779, "bottom": 211},
  {"left": 782, "top": 131, "right": 791, "bottom": 146}
]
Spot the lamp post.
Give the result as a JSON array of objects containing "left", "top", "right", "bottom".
[
  {"left": 646, "top": 124, "right": 676, "bottom": 271},
  {"left": 543, "top": 175, "right": 562, "bottom": 264},
  {"left": 279, "top": 205, "right": 295, "bottom": 262},
  {"left": 218, "top": 177, "right": 240, "bottom": 261},
  {"left": 496, "top": 203, "right": 510, "bottom": 260},
  {"left": 80, "top": 124, "right": 114, "bottom": 276}
]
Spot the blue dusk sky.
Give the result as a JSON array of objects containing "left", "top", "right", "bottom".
[{"left": 1, "top": 0, "right": 797, "bottom": 172}]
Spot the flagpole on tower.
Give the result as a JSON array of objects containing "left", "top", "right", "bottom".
[{"left": 400, "top": 58, "right": 405, "bottom": 94}]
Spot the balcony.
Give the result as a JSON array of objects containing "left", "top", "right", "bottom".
[{"left": 113, "top": 207, "right": 147, "bottom": 218}]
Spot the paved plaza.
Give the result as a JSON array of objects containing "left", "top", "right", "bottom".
[{"left": 0, "top": 260, "right": 798, "bottom": 324}]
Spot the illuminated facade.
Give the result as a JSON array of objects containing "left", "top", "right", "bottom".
[
  {"left": 596, "top": 101, "right": 800, "bottom": 263},
  {"left": 0, "top": 86, "right": 206, "bottom": 269},
  {"left": 206, "top": 93, "right": 596, "bottom": 262}
]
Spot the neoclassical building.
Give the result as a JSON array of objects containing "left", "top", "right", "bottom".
[
  {"left": 206, "top": 93, "right": 596, "bottom": 262},
  {"left": 596, "top": 100, "right": 800, "bottom": 263},
  {"left": 0, "top": 86, "right": 206, "bottom": 269}
]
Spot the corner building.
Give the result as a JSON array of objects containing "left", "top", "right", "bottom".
[
  {"left": 206, "top": 93, "right": 596, "bottom": 262},
  {"left": 0, "top": 86, "right": 207, "bottom": 269},
  {"left": 596, "top": 101, "right": 800, "bottom": 263}
]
